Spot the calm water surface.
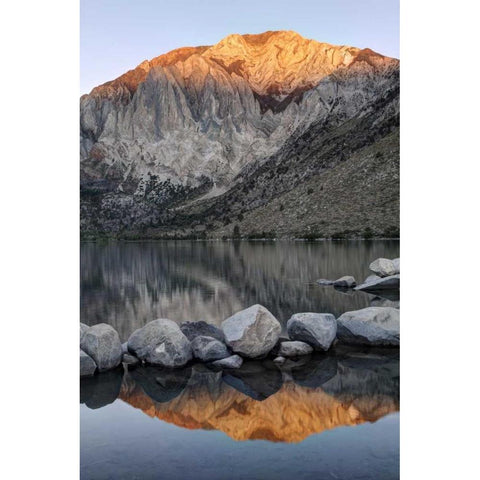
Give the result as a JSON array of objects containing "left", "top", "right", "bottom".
[{"left": 80, "top": 240, "right": 399, "bottom": 480}]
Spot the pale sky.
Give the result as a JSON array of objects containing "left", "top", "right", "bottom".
[{"left": 81, "top": 0, "right": 399, "bottom": 94}]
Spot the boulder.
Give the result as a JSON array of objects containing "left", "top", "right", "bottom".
[
  {"left": 121, "top": 342, "right": 129, "bottom": 354},
  {"left": 221, "top": 304, "right": 281, "bottom": 358},
  {"left": 370, "top": 297, "right": 400, "bottom": 309},
  {"left": 287, "top": 313, "right": 337, "bottom": 351},
  {"left": 122, "top": 353, "right": 140, "bottom": 367},
  {"left": 364, "top": 274, "right": 381, "bottom": 284},
  {"left": 316, "top": 279, "right": 334, "bottom": 286},
  {"left": 279, "top": 341, "right": 313, "bottom": 357},
  {"left": 80, "top": 349, "right": 96, "bottom": 377},
  {"left": 80, "top": 323, "right": 89, "bottom": 342},
  {"left": 127, "top": 319, "right": 192, "bottom": 368},
  {"left": 269, "top": 336, "right": 290, "bottom": 356},
  {"left": 180, "top": 320, "right": 225, "bottom": 342},
  {"left": 80, "top": 323, "right": 122, "bottom": 372},
  {"left": 191, "top": 336, "right": 230, "bottom": 362},
  {"left": 369, "top": 258, "right": 397, "bottom": 277},
  {"left": 211, "top": 354, "right": 243, "bottom": 369},
  {"left": 392, "top": 258, "right": 400, "bottom": 274},
  {"left": 337, "top": 307, "right": 400, "bottom": 347},
  {"left": 355, "top": 274, "right": 400, "bottom": 292},
  {"left": 333, "top": 276, "right": 356, "bottom": 288}
]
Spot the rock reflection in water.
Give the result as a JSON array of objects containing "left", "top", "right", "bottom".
[
  {"left": 81, "top": 241, "right": 400, "bottom": 340},
  {"left": 80, "top": 348, "right": 399, "bottom": 443},
  {"left": 221, "top": 361, "right": 283, "bottom": 401},
  {"left": 80, "top": 368, "right": 123, "bottom": 409}
]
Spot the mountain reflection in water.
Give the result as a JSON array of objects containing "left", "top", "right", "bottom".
[
  {"left": 80, "top": 348, "right": 399, "bottom": 443},
  {"left": 81, "top": 240, "right": 400, "bottom": 341}
]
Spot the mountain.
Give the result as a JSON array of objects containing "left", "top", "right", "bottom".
[{"left": 80, "top": 31, "right": 399, "bottom": 239}]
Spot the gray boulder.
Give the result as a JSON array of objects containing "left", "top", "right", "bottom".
[
  {"left": 180, "top": 321, "right": 224, "bottom": 342},
  {"left": 333, "top": 276, "right": 356, "bottom": 288},
  {"left": 80, "top": 350, "right": 96, "bottom": 377},
  {"left": 122, "top": 353, "right": 140, "bottom": 366},
  {"left": 80, "top": 323, "right": 122, "bottom": 372},
  {"left": 191, "top": 336, "right": 230, "bottom": 362},
  {"left": 392, "top": 258, "right": 400, "bottom": 274},
  {"left": 221, "top": 304, "right": 281, "bottom": 358},
  {"left": 287, "top": 313, "right": 337, "bottom": 351},
  {"left": 80, "top": 323, "right": 89, "bottom": 342},
  {"left": 279, "top": 341, "right": 314, "bottom": 357},
  {"left": 364, "top": 274, "right": 381, "bottom": 284},
  {"left": 127, "top": 319, "right": 192, "bottom": 368},
  {"left": 273, "top": 356, "right": 286, "bottom": 365},
  {"left": 337, "top": 307, "right": 400, "bottom": 347},
  {"left": 355, "top": 274, "right": 400, "bottom": 292},
  {"left": 212, "top": 354, "right": 243, "bottom": 369},
  {"left": 370, "top": 297, "right": 400, "bottom": 309},
  {"left": 121, "top": 342, "right": 129, "bottom": 354},
  {"left": 316, "top": 279, "right": 334, "bottom": 286},
  {"left": 369, "top": 258, "right": 397, "bottom": 277}
]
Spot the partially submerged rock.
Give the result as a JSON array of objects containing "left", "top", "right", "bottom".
[
  {"left": 364, "top": 274, "right": 381, "bottom": 284},
  {"left": 355, "top": 274, "right": 400, "bottom": 292},
  {"left": 269, "top": 336, "right": 290, "bottom": 357},
  {"left": 279, "top": 341, "right": 313, "bottom": 357},
  {"left": 127, "top": 319, "right": 192, "bottom": 368},
  {"left": 369, "top": 258, "right": 397, "bottom": 277},
  {"left": 273, "top": 356, "right": 286, "bottom": 365},
  {"left": 212, "top": 354, "right": 243, "bottom": 369},
  {"left": 370, "top": 297, "right": 400, "bottom": 309},
  {"left": 287, "top": 313, "right": 337, "bottom": 351},
  {"left": 80, "top": 349, "right": 96, "bottom": 377},
  {"left": 122, "top": 353, "right": 140, "bottom": 367},
  {"left": 180, "top": 321, "right": 225, "bottom": 342},
  {"left": 191, "top": 336, "right": 230, "bottom": 362},
  {"left": 80, "top": 323, "right": 123, "bottom": 372},
  {"left": 333, "top": 276, "right": 356, "bottom": 288},
  {"left": 337, "top": 307, "right": 399, "bottom": 347},
  {"left": 221, "top": 304, "right": 281, "bottom": 358},
  {"left": 316, "top": 279, "right": 334, "bottom": 286}
]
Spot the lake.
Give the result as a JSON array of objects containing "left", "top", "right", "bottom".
[{"left": 80, "top": 240, "right": 400, "bottom": 479}]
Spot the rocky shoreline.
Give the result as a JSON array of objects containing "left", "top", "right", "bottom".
[
  {"left": 80, "top": 258, "right": 400, "bottom": 377},
  {"left": 316, "top": 256, "right": 400, "bottom": 292}
]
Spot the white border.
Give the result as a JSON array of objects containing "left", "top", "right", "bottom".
[{"left": 2, "top": 0, "right": 479, "bottom": 478}]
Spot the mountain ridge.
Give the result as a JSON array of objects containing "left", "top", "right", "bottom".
[{"left": 80, "top": 30, "right": 399, "bottom": 239}]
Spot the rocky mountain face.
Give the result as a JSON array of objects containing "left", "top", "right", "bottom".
[{"left": 80, "top": 31, "right": 399, "bottom": 238}]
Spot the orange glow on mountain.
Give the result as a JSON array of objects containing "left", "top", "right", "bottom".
[
  {"left": 119, "top": 371, "right": 398, "bottom": 443},
  {"left": 87, "top": 30, "right": 398, "bottom": 105}
]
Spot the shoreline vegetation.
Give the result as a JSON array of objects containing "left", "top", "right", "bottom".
[{"left": 80, "top": 235, "right": 400, "bottom": 242}]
